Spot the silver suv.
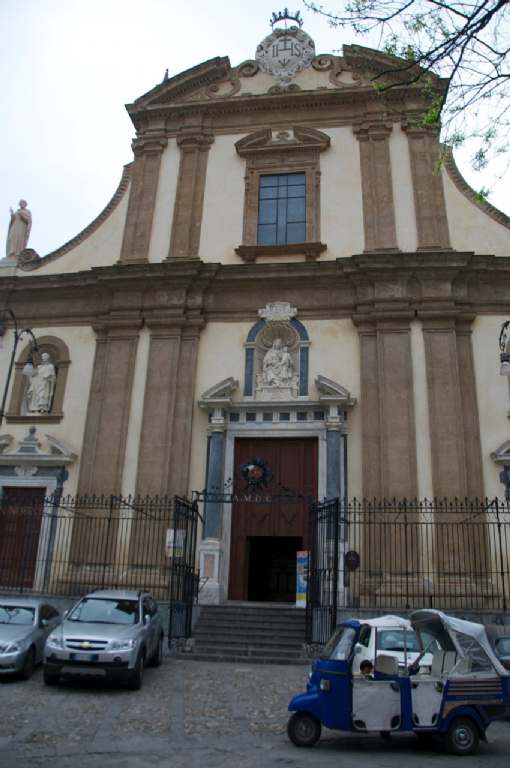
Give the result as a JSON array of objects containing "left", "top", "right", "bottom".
[{"left": 43, "top": 590, "right": 164, "bottom": 689}]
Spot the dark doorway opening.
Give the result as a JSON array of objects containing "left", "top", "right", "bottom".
[{"left": 248, "top": 536, "right": 302, "bottom": 602}]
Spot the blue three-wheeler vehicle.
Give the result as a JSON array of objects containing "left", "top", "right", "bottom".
[{"left": 288, "top": 609, "right": 510, "bottom": 755}]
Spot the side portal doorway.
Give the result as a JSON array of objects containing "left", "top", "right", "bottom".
[{"left": 228, "top": 437, "right": 317, "bottom": 601}]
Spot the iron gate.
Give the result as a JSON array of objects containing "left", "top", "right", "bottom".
[
  {"left": 305, "top": 497, "right": 344, "bottom": 645},
  {"left": 167, "top": 495, "right": 201, "bottom": 644}
]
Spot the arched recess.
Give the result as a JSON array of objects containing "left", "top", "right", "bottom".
[
  {"left": 243, "top": 317, "right": 309, "bottom": 397},
  {"left": 6, "top": 336, "right": 71, "bottom": 423}
]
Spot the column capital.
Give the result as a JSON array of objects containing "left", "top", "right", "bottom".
[{"left": 353, "top": 121, "right": 393, "bottom": 142}]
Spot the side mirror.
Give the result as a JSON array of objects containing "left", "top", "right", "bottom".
[
  {"left": 354, "top": 643, "right": 363, "bottom": 655},
  {"left": 144, "top": 613, "right": 151, "bottom": 625}
]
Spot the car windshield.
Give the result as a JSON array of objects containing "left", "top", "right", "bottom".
[
  {"left": 321, "top": 626, "right": 356, "bottom": 660},
  {"left": 67, "top": 598, "right": 139, "bottom": 625},
  {"left": 378, "top": 629, "right": 421, "bottom": 652},
  {"left": 0, "top": 605, "right": 35, "bottom": 625},
  {"left": 496, "top": 638, "right": 510, "bottom": 655},
  {"left": 377, "top": 629, "right": 438, "bottom": 653}
]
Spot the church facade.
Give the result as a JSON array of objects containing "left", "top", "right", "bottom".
[{"left": 1, "top": 17, "right": 510, "bottom": 605}]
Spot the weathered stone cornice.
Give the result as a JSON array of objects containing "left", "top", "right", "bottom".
[{"left": 2, "top": 252, "right": 510, "bottom": 326}]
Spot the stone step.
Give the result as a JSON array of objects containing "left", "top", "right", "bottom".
[
  {"left": 190, "top": 644, "right": 306, "bottom": 660},
  {"left": 195, "top": 619, "right": 305, "bottom": 640},
  {"left": 175, "top": 652, "right": 309, "bottom": 666},
  {"left": 193, "top": 634, "right": 304, "bottom": 649}
]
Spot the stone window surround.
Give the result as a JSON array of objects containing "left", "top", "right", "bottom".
[
  {"left": 6, "top": 335, "right": 70, "bottom": 424},
  {"left": 234, "top": 127, "right": 330, "bottom": 262}
]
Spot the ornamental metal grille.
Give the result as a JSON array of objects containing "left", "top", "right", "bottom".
[{"left": 306, "top": 497, "right": 510, "bottom": 645}]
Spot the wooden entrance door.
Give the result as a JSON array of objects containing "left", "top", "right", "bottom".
[
  {"left": 228, "top": 437, "right": 318, "bottom": 600},
  {"left": 0, "top": 487, "right": 45, "bottom": 588}
]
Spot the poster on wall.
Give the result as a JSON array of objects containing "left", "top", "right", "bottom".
[
  {"left": 165, "top": 528, "right": 185, "bottom": 558},
  {"left": 296, "top": 550, "right": 308, "bottom": 607}
]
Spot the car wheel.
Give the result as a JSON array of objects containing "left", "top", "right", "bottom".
[
  {"left": 43, "top": 669, "right": 60, "bottom": 686},
  {"left": 128, "top": 652, "right": 145, "bottom": 690},
  {"left": 444, "top": 717, "right": 480, "bottom": 756},
  {"left": 151, "top": 635, "right": 163, "bottom": 668},
  {"left": 20, "top": 646, "right": 36, "bottom": 680},
  {"left": 287, "top": 712, "right": 321, "bottom": 748}
]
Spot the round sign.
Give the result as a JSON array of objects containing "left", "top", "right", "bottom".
[
  {"left": 344, "top": 550, "right": 360, "bottom": 571},
  {"left": 255, "top": 26, "right": 315, "bottom": 86}
]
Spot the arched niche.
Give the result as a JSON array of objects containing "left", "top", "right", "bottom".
[
  {"left": 6, "top": 335, "right": 71, "bottom": 423},
  {"left": 243, "top": 317, "right": 309, "bottom": 398}
]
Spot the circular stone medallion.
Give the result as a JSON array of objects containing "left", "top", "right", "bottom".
[{"left": 256, "top": 26, "right": 315, "bottom": 85}]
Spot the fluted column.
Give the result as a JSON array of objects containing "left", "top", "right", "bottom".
[{"left": 353, "top": 122, "right": 398, "bottom": 252}]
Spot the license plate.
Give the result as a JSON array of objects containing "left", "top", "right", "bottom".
[
  {"left": 70, "top": 652, "right": 98, "bottom": 662},
  {"left": 65, "top": 666, "right": 106, "bottom": 676}
]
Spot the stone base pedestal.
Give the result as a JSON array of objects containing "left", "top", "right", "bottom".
[{"left": 198, "top": 538, "right": 224, "bottom": 605}]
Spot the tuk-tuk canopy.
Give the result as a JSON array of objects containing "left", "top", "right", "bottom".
[
  {"left": 358, "top": 615, "right": 410, "bottom": 629},
  {"left": 410, "top": 609, "right": 508, "bottom": 675}
]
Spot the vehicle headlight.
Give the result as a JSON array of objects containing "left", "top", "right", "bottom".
[
  {"left": 1, "top": 642, "right": 21, "bottom": 654},
  {"left": 47, "top": 634, "right": 64, "bottom": 649},
  {"left": 108, "top": 639, "right": 136, "bottom": 651}
]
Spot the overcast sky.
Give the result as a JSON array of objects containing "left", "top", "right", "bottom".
[{"left": 1, "top": 0, "right": 508, "bottom": 258}]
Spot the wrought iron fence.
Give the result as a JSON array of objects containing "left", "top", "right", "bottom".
[
  {"left": 306, "top": 497, "right": 510, "bottom": 644},
  {"left": 0, "top": 492, "right": 199, "bottom": 602}
]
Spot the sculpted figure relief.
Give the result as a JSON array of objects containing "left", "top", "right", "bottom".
[
  {"left": 262, "top": 339, "right": 296, "bottom": 386},
  {"left": 26, "top": 353, "right": 57, "bottom": 413},
  {"left": 6, "top": 200, "right": 32, "bottom": 259}
]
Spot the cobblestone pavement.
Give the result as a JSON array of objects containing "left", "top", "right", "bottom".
[{"left": 0, "top": 657, "right": 509, "bottom": 768}]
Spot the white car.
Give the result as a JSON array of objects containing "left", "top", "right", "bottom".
[{"left": 351, "top": 615, "right": 436, "bottom": 674}]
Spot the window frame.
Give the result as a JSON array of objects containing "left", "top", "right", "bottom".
[{"left": 235, "top": 126, "right": 330, "bottom": 262}]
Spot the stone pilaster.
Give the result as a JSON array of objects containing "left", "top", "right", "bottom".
[
  {"left": 119, "top": 127, "right": 168, "bottom": 263},
  {"left": 421, "top": 314, "right": 467, "bottom": 499},
  {"left": 77, "top": 319, "right": 141, "bottom": 496},
  {"left": 403, "top": 125, "right": 451, "bottom": 250},
  {"left": 168, "top": 128, "right": 214, "bottom": 260},
  {"left": 354, "top": 312, "right": 417, "bottom": 499},
  {"left": 135, "top": 318, "right": 203, "bottom": 497},
  {"left": 353, "top": 122, "right": 398, "bottom": 252}
]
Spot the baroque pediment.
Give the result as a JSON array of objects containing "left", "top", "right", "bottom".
[
  {"left": 236, "top": 126, "right": 330, "bottom": 157},
  {"left": 491, "top": 440, "right": 510, "bottom": 465},
  {"left": 199, "top": 377, "right": 239, "bottom": 406},
  {"left": 316, "top": 376, "right": 357, "bottom": 407},
  {"left": 0, "top": 427, "right": 76, "bottom": 466},
  {"left": 342, "top": 44, "right": 447, "bottom": 91}
]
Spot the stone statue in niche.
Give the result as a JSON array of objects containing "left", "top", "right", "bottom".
[
  {"left": 6, "top": 200, "right": 32, "bottom": 259},
  {"left": 26, "top": 353, "right": 57, "bottom": 413},
  {"left": 256, "top": 337, "right": 299, "bottom": 400}
]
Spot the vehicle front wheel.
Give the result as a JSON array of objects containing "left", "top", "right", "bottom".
[
  {"left": 150, "top": 636, "right": 163, "bottom": 668},
  {"left": 20, "top": 647, "right": 35, "bottom": 680},
  {"left": 43, "top": 669, "right": 59, "bottom": 686},
  {"left": 287, "top": 712, "right": 321, "bottom": 748},
  {"left": 444, "top": 717, "right": 480, "bottom": 756},
  {"left": 128, "top": 652, "right": 145, "bottom": 690}
]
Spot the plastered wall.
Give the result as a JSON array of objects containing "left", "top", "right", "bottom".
[
  {"left": 26, "top": 187, "right": 130, "bottom": 275},
  {"left": 443, "top": 170, "right": 510, "bottom": 257}
]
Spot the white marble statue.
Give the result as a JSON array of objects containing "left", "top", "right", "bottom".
[
  {"left": 26, "top": 353, "right": 57, "bottom": 413},
  {"left": 6, "top": 200, "right": 32, "bottom": 259},
  {"left": 263, "top": 339, "right": 287, "bottom": 386}
]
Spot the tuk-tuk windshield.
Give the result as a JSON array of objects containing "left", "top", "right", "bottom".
[{"left": 321, "top": 626, "right": 357, "bottom": 661}]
